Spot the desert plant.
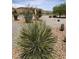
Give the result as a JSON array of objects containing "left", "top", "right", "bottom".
[
  {"left": 37, "top": 9, "right": 42, "bottom": 18},
  {"left": 12, "top": 10, "right": 18, "bottom": 20},
  {"left": 22, "top": 9, "right": 33, "bottom": 23},
  {"left": 63, "top": 36, "right": 66, "bottom": 42},
  {"left": 49, "top": 15, "right": 52, "bottom": 18},
  {"left": 60, "top": 24, "right": 64, "bottom": 31},
  {"left": 17, "top": 21, "right": 56, "bottom": 59},
  {"left": 57, "top": 19, "right": 60, "bottom": 22}
]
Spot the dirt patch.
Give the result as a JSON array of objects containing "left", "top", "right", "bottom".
[
  {"left": 12, "top": 48, "right": 22, "bottom": 59},
  {"left": 52, "top": 27, "right": 66, "bottom": 59}
]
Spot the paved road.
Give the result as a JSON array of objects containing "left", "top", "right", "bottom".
[{"left": 40, "top": 15, "right": 66, "bottom": 28}]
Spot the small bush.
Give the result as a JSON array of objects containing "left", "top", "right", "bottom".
[
  {"left": 53, "top": 15, "right": 56, "bottom": 18},
  {"left": 60, "top": 24, "right": 64, "bottom": 31},
  {"left": 63, "top": 36, "right": 66, "bottom": 42},
  {"left": 17, "top": 21, "right": 56, "bottom": 59},
  {"left": 49, "top": 16, "right": 52, "bottom": 18},
  {"left": 57, "top": 19, "right": 60, "bottom": 22}
]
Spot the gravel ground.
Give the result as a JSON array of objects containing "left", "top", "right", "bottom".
[{"left": 12, "top": 15, "right": 66, "bottom": 59}]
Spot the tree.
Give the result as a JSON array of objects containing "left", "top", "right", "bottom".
[
  {"left": 17, "top": 21, "right": 56, "bottom": 59},
  {"left": 53, "top": 3, "right": 66, "bottom": 17}
]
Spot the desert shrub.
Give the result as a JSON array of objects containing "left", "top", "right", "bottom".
[
  {"left": 49, "top": 16, "right": 52, "bottom": 18},
  {"left": 60, "top": 24, "right": 64, "bottom": 31},
  {"left": 23, "top": 11, "right": 33, "bottom": 23},
  {"left": 63, "top": 36, "right": 66, "bottom": 42},
  {"left": 17, "top": 21, "right": 56, "bottom": 59},
  {"left": 57, "top": 19, "right": 60, "bottom": 22},
  {"left": 13, "top": 10, "right": 18, "bottom": 20},
  {"left": 53, "top": 15, "right": 57, "bottom": 18},
  {"left": 37, "top": 9, "right": 42, "bottom": 18}
]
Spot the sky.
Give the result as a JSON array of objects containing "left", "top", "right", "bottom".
[{"left": 12, "top": 0, "right": 65, "bottom": 11}]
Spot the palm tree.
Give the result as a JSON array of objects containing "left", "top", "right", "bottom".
[{"left": 17, "top": 21, "right": 56, "bottom": 59}]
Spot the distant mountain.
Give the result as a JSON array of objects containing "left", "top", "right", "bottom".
[{"left": 12, "top": 7, "right": 52, "bottom": 14}]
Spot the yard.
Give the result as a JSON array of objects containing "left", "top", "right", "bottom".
[{"left": 12, "top": 15, "right": 66, "bottom": 59}]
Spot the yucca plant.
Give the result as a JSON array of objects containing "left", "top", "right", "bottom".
[{"left": 17, "top": 21, "right": 56, "bottom": 59}]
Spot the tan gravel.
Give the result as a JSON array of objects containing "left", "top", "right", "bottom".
[{"left": 12, "top": 15, "right": 66, "bottom": 59}]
